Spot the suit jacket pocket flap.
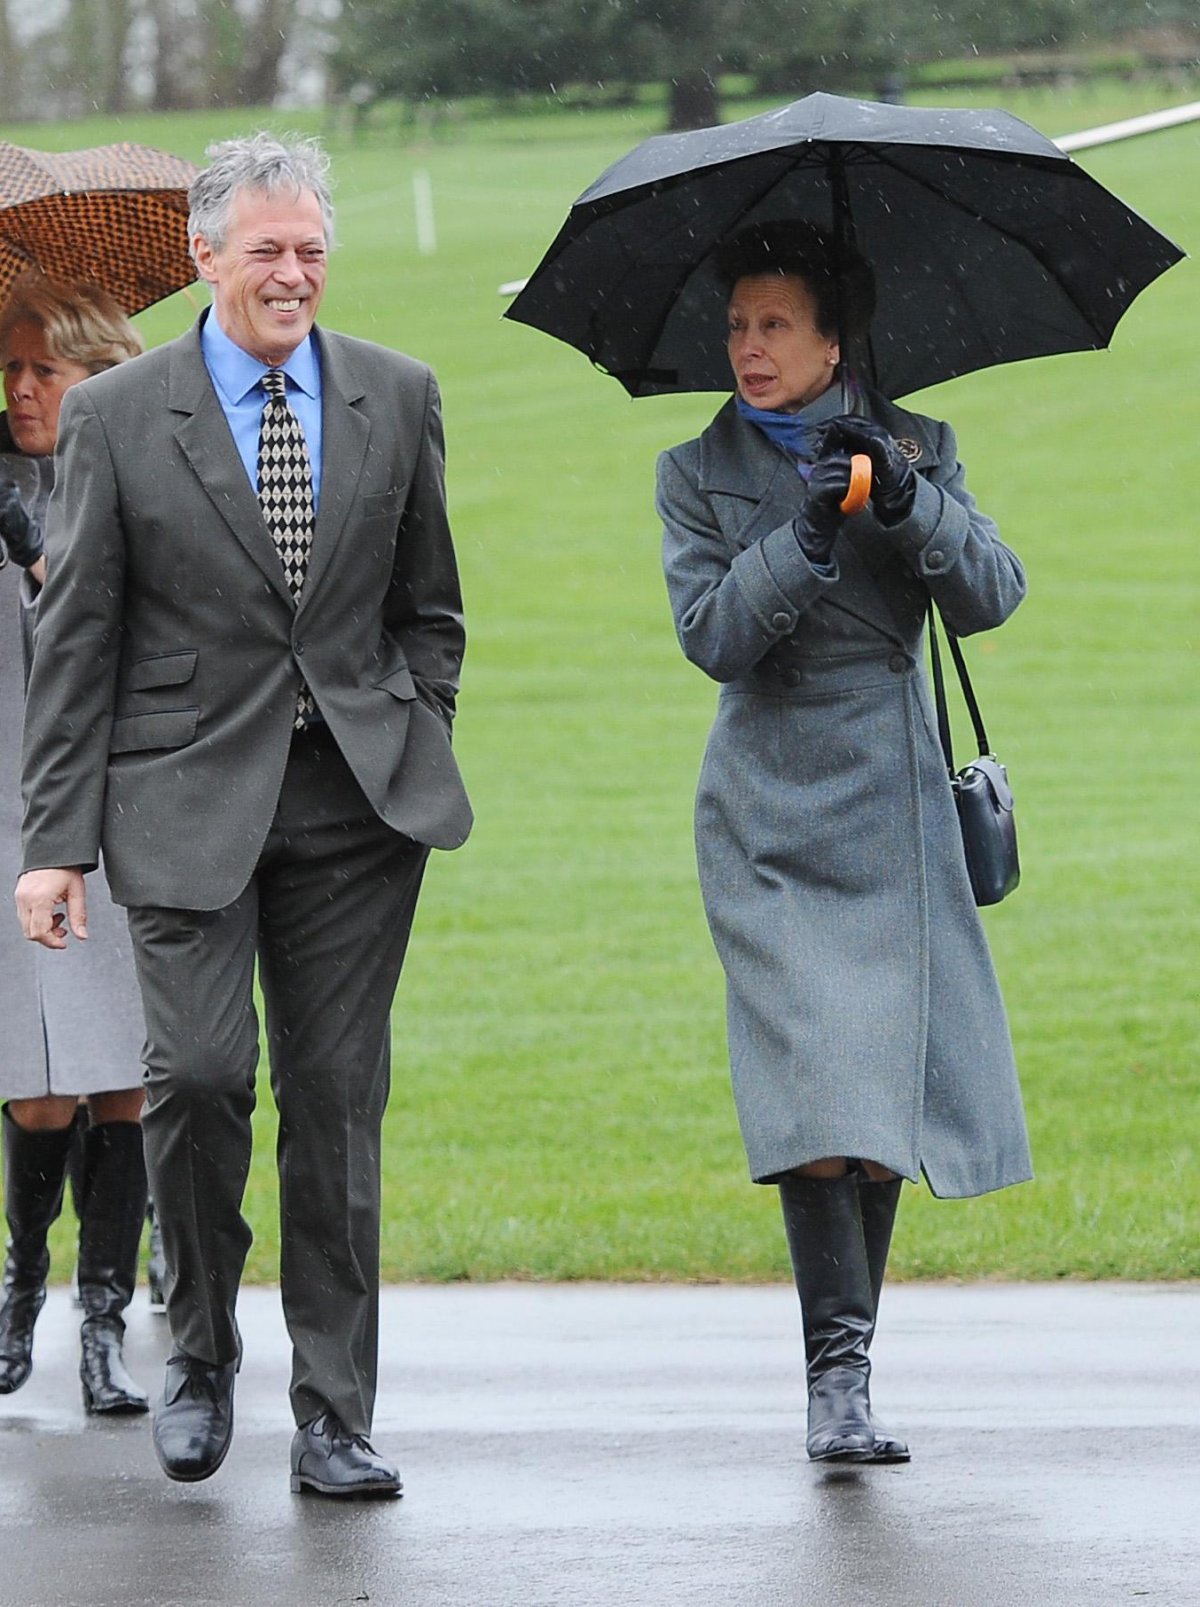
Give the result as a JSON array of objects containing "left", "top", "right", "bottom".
[
  {"left": 374, "top": 662, "right": 416, "bottom": 700},
  {"left": 125, "top": 650, "right": 198, "bottom": 691},
  {"left": 109, "top": 708, "right": 199, "bottom": 754},
  {"left": 362, "top": 488, "right": 407, "bottom": 520}
]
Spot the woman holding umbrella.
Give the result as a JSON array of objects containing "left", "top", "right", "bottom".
[
  {"left": 657, "top": 219, "right": 1031, "bottom": 1464},
  {"left": 0, "top": 273, "right": 151, "bottom": 1413},
  {"left": 508, "top": 88, "right": 1178, "bottom": 1469}
]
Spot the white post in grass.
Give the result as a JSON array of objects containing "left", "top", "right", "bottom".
[{"left": 413, "top": 170, "right": 437, "bottom": 256}]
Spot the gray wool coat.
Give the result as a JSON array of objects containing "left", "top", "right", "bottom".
[
  {"left": 0, "top": 422, "right": 145, "bottom": 1099},
  {"left": 657, "top": 388, "right": 1032, "bottom": 1198}
]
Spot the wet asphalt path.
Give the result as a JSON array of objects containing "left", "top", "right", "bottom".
[{"left": 1, "top": 1283, "right": 1197, "bottom": 1607}]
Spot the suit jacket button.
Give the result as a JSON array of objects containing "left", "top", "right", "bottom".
[
  {"left": 927, "top": 549, "right": 945, "bottom": 568},
  {"left": 779, "top": 667, "right": 801, "bottom": 688},
  {"left": 888, "top": 652, "right": 909, "bottom": 672},
  {"left": 294, "top": 640, "right": 305, "bottom": 655},
  {"left": 771, "top": 611, "right": 793, "bottom": 631}
]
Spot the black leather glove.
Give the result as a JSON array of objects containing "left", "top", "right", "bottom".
[
  {"left": 0, "top": 479, "right": 44, "bottom": 569},
  {"left": 792, "top": 449, "right": 853, "bottom": 566},
  {"left": 819, "top": 414, "right": 917, "bottom": 528}
]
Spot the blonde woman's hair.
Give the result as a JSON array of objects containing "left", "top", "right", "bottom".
[{"left": 0, "top": 274, "right": 144, "bottom": 374}]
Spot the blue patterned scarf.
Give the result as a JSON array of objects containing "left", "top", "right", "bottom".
[{"left": 736, "top": 379, "right": 861, "bottom": 481}]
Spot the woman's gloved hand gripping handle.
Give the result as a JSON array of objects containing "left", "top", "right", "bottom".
[
  {"left": 792, "top": 441, "right": 854, "bottom": 566},
  {"left": 818, "top": 415, "right": 917, "bottom": 528}
]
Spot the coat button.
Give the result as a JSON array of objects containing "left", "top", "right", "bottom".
[
  {"left": 927, "top": 548, "right": 945, "bottom": 568},
  {"left": 771, "top": 611, "right": 793, "bottom": 631},
  {"left": 294, "top": 640, "right": 305, "bottom": 656},
  {"left": 779, "top": 667, "right": 801, "bottom": 688},
  {"left": 888, "top": 652, "right": 909, "bottom": 672}
]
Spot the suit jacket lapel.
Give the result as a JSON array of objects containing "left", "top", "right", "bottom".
[
  {"left": 167, "top": 324, "right": 378, "bottom": 612},
  {"left": 298, "top": 329, "right": 370, "bottom": 608},
  {"left": 168, "top": 327, "right": 295, "bottom": 606}
]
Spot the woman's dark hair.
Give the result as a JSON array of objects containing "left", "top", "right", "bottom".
[{"left": 712, "top": 220, "right": 876, "bottom": 343}]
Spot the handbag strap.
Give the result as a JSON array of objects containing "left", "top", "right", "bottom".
[{"left": 927, "top": 600, "right": 991, "bottom": 775}]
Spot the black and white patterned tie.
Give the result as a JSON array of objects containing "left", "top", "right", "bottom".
[{"left": 257, "top": 367, "right": 316, "bottom": 727}]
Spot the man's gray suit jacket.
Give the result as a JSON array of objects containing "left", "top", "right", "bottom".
[{"left": 21, "top": 321, "right": 472, "bottom": 910}]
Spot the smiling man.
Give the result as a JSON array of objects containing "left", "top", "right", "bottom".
[{"left": 15, "top": 134, "right": 472, "bottom": 1497}]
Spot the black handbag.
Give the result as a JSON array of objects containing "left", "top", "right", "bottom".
[{"left": 927, "top": 602, "right": 1020, "bottom": 907}]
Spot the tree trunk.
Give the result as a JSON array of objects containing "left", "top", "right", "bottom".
[
  {"left": 658, "top": 0, "right": 723, "bottom": 131},
  {"left": 0, "top": 0, "right": 21, "bottom": 119},
  {"left": 200, "top": 0, "right": 244, "bottom": 107},
  {"left": 238, "top": 0, "right": 296, "bottom": 106},
  {"left": 668, "top": 68, "right": 720, "bottom": 131},
  {"left": 98, "top": 0, "right": 133, "bottom": 113},
  {"left": 148, "top": 0, "right": 193, "bottom": 110}
]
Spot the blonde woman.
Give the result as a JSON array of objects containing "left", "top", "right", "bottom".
[{"left": 0, "top": 276, "right": 151, "bottom": 1413}]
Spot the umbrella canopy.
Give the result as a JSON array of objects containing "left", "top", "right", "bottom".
[
  {"left": 0, "top": 140, "right": 199, "bottom": 320},
  {"left": 505, "top": 92, "right": 1184, "bottom": 399}
]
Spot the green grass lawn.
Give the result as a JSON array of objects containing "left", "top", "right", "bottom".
[{"left": 7, "top": 76, "right": 1198, "bottom": 1282}]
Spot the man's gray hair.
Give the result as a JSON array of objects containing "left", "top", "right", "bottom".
[{"left": 188, "top": 132, "right": 335, "bottom": 262}]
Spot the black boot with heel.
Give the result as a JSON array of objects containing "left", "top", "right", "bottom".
[
  {"left": 77, "top": 1120, "right": 150, "bottom": 1414},
  {"left": 0, "top": 1106, "right": 74, "bottom": 1394},
  {"left": 779, "top": 1170, "right": 878, "bottom": 1462},
  {"left": 856, "top": 1173, "right": 910, "bottom": 1463}
]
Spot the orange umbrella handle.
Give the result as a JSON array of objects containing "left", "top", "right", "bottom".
[{"left": 840, "top": 453, "right": 872, "bottom": 516}]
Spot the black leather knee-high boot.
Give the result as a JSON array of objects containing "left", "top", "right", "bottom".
[
  {"left": 857, "top": 1174, "right": 910, "bottom": 1463},
  {"left": 65, "top": 1104, "right": 91, "bottom": 1222},
  {"left": 778, "top": 1171, "right": 876, "bottom": 1462},
  {"left": 0, "top": 1106, "right": 74, "bottom": 1394},
  {"left": 65, "top": 1105, "right": 91, "bottom": 1309},
  {"left": 77, "top": 1121, "right": 149, "bottom": 1414}
]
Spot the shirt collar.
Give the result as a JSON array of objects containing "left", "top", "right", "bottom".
[{"left": 200, "top": 306, "right": 320, "bottom": 405}]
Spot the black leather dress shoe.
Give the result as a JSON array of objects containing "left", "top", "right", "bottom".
[
  {"left": 290, "top": 1412, "right": 402, "bottom": 1498},
  {"left": 152, "top": 1351, "right": 238, "bottom": 1482}
]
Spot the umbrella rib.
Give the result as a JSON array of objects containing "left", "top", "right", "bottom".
[{"left": 869, "top": 146, "right": 1113, "bottom": 340}]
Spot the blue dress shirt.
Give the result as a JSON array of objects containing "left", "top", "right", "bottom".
[{"left": 199, "top": 307, "right": 323, "bottom": 510}]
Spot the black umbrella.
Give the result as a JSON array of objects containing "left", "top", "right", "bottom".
[{"left": 505, "top": 92, "right": 1183, "bottom": 400}]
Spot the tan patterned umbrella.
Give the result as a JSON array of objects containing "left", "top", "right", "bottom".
[{"left": 0, "top": 140, "right": 199, "bottom": 318}]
